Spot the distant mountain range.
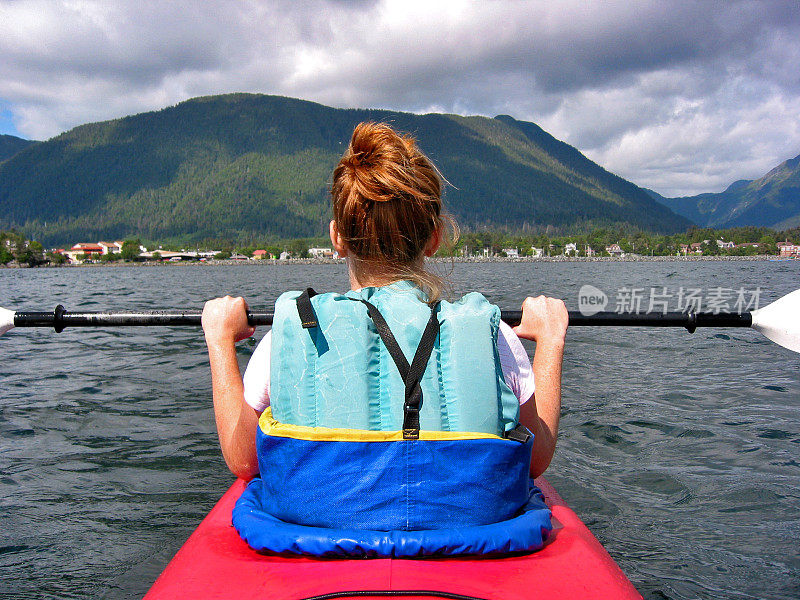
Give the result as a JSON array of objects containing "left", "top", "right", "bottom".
[
  {"left": 0, "top": 134, "right": 37, "bottom": 163},
  {"left": 1, "top": 94, "right": 693, "bottom": 245},
  {"left": 650, "top": 154, "right": 800, "bottom": 230}
]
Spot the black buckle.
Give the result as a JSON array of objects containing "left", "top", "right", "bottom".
[
  {"left": 296, "top": 288, "right": 318, "bottom": 329},
  {"left": 403, "top": 406, "right": 420, "bottom": 440},
  {"left": 505, "top": 424, "right": 532, "bottom": 443}
]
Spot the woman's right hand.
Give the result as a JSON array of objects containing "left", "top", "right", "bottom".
[
  {"left": 202, "top": 296, "right": 255, "bottom": 345},
  {"left": 512, "top": 295, "right": 569, "bottom": 346}
]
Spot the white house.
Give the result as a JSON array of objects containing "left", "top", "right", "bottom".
[
  {"left": 716, "top": 239, "right": 735, "bottom": 249},
  {"left": 564, "top": 242, "right": 578, "bottom": 256},
  {"left": 530, "top": 246, "right": 543, "bottom": 257},
  {"left": 778, "top": 242, "right": 800, "bottom": 257},
  {"left": 501, "top": 248, "right": 519, "bottom": 258},
  {"left": 65, "top": 243, "right": 104, "bottom": 262},
  {"left": 605, "top": 244, "right": 623, "bottom": 256},
  {"left": 98, "top": 241, "right": 122, "bottom": 255},
  {"left": 308, "top": 247, "right": 334, "bottom": 258}
]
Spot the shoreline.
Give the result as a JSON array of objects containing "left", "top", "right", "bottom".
[{"left": 2, "top": 254, "right": 791, "bottom": 268}]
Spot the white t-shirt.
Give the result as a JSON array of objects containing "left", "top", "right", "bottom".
[{"left": 243, "top": 320, "right": 535, "bottom": 413}]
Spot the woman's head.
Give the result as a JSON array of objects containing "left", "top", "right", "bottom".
[{"left": 330, "top": 122, "right": 457, "bottom": 301}]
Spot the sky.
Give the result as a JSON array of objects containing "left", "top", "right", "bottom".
[{"left": 1, "top": 0, "right": 799, "bottom": 197}]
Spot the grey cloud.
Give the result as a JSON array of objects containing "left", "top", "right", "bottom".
[
  {"left": 3, "top": 4, "right": 231, "bottom": 80},
  {"left": 0, "top": 0, "right": 798, "bottom": 196}
]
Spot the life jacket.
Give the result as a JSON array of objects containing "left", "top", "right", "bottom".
[
  {"left": 268, "top": 281, "right": 520, "bottom": 435},
  {"left": 232, "top": 283, "right": 552, "bottom": 557}
]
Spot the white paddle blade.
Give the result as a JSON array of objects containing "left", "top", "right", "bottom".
[
  {"left": 0, "top": 307, "right": 14, "bottom": 336},
  {"left": 751, "top": 289, "right": 800, "bottom": 354}
]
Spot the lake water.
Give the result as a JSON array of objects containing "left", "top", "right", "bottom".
[{"left": 1, "top": 260, "right": 799, "bottom": 599}]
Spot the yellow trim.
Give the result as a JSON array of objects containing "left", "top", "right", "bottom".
[{"left": 258, "top": 408, "right": 503, "bottom": 442}]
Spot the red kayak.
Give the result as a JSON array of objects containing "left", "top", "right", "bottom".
[{"left": 144, "top": 478, "right": 641, "bottom": 600}]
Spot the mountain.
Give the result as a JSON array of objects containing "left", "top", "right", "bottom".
[
  {"left": 0, "top": 94, "right": 691, "bottom": 246},
  {"left": 0, "top": 134, "right": 37, "bottom": 163},
  {"left": 655, "top": 154, "right": 800, "bottom": 229}
]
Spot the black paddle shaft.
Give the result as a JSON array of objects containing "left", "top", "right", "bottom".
[{"left": 13, "top": 305, "right": 752, "bottom": 333}]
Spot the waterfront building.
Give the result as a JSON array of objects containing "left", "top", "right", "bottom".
[
  {"left": 98, "top": 241, "right": 122, "bottom": 255},
  {"left": 308, "top": 247, "right": 334, "bottom": 258},
  {"left": 778, "top": 242, "right": 800, "bottom": 257},
  {"left": 65, "top": 243, "right": 103, "bottom": 263}
]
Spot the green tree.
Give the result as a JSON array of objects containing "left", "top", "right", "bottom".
[
  {"left": 14, "top": 246, "right": 33, "bottom": 265},
  {"left": 46, "top": 251, "right": 67, "bottom": 265},
  {"left": 287, "top": 239, "right": 309, "bottom": 258},
  {"left": 151, "top": 251, "right": 162, "bottom": 261},
  {"left": 121, "top": 239, "right": 142, "bottom": 261}
]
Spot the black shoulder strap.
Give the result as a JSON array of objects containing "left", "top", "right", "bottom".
[
  {"left": 403, "top": 307, "right": 440, "bottom": 439},
  {"left": 295, "top": 288, "right": 318, "bottom": 328},
  {"left": 355, "top": 299, "right": 440, "bottom": 439}
]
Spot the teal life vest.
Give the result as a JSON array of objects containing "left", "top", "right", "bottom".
[
  {"left": 268, "top": 281, "right": 520, "bottom": 435},
  {"left": 232, "top": 283, "right": 552, "bottom": 557}
]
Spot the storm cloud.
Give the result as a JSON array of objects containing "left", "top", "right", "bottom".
[{"left": 1, "top": 0, "right": 798, "bottom": 196}]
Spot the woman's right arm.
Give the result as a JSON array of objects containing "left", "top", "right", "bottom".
[
  {"left": 202, "top": 296, "right": 261, "bottom": 481},
  {"left": 513, "top": 296, "right": 569, "bottom": 478}
]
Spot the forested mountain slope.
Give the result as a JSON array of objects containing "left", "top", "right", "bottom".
[
  {"left": 0, "top": 94, "right": 690, "bottom": 245},
  {"left": 0, "top": 134, "right": 37, "bottom": 163},
  {"left": 655, "top": 154, "right": 800, "bottom": 229}
]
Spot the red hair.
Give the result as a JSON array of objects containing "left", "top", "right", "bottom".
[{"left": 331, "top": 122, "right": 457, "bottom": 301}]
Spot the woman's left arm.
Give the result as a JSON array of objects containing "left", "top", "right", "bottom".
[
  {"left": 202, "top": 296, "right": 260, "bottom": 481},
  {"left": 513, "top": 295, "right": 568, "bottom": 478}
]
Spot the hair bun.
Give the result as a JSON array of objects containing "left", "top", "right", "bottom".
[
  {"left": 348, "top": 150, "right": 369, "bottom": 168},
  {"left": 336, "top": 121, "right": 441, "bottom": 205},
  {"left": 348, "top": 136, "right": 380, "bottom": 170}
]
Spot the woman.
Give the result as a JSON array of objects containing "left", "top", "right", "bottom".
[{"left": 202, "top": 122, "right": 568, "bottom": 556}]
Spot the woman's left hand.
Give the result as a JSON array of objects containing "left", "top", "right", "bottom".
[
  {"left": 202, "top": 296, "right": 256, "bottom": 344},
  {"left": 512, "top": 295, "right": 568, "bottom": 346}
]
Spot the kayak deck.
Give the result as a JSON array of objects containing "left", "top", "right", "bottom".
[{"left": 143, "top": 478, "right": 641, "bottom": 600}]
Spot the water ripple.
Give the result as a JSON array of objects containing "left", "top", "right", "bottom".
[{"left": 1, "top": 261, "right": 799, "bottom": 600}]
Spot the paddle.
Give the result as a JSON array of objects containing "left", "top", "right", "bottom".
[{"left": 1, "top": 289, "right": 798, "bottom": 353}]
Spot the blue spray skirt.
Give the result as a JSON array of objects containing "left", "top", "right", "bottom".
[
  {"left": 233, "top": 478, "right": 552, "bottom": 557},
  {"left": 231, "top": 411, "right": 552, "bottom": 557}
]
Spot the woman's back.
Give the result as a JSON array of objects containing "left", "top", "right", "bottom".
[{"left": 202, "top": 120, "right": 568, "bottom": 556}]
